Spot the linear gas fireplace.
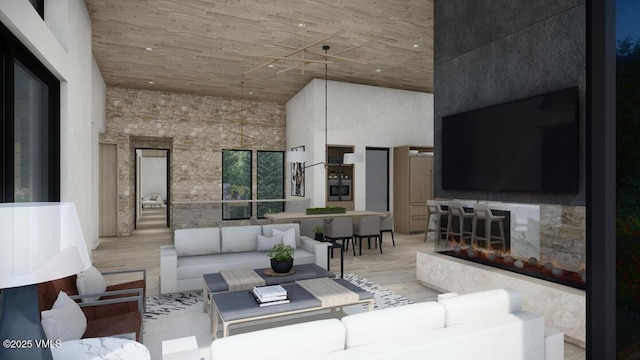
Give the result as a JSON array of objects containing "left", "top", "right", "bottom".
[{"left": 431, "top": 200, "right": 586, "bottom": 290}]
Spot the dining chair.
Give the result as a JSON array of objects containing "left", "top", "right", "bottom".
[
  {"left": 379, "top": 212, "right": 395, "bottom": 247},
  {"left": 324, "top": 217, "right": 355, "bottom": 257},
  {"left": 300, "top": 218, "right": 326, "bottom": 240},
  {"left": 353, "top": 215, "right": 382, "bottom": 255}
]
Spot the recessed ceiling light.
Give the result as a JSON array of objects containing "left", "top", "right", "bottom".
[
  {"left": 375, "top": 69, "right": 382, "bottom": 73},
  {"left": 248, "top": 91, "right": 254, "bottom": 95},
  {"left": 298, "top": 23, "right": 305, "bottom": 28},
  {"left": 412, "top": 44, "right": 420, "bottom": 48},
  {"left": 268, "top": 64, "right": 274, "bottom": 68},
  {"left": 145, "top": 47, "right": 153, "bottom": 52},
  {"left": 148, "top": 81, "right": 154, "bottom": 84}
]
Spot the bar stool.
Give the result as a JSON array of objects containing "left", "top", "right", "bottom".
[
  {"left": 425, "top": 203, "right": 449, "bottom": 245},
  {"left": 446, "top": 201, "right": 474, "bottom": 245},
  {"left": 472, "top": 203, "right": 506, "bottom": 250}
]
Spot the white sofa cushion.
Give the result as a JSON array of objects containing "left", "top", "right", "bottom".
[
  {"left": 272, "top": 228, "right": 297, "bottom": 249},
  {"left": 292, "top": 248, "right": 316, "bottom": 265},
  {"left": 76, "top": 265, "right": 107, "bottom": 302},
  {"left": 221, "top": 225, "right": 262, "bottom": 253},
  {"left": 41, "top": 291, "right": 87, "bottom": 342},
  {"left": 316, "top": 311, "right": 545, "bottom": 360},
  {"left": 438, "top": 287, "right": 522, "bottom": 327},
  {"left": 262, "top": 223, "right": 301, "bottom": 247},
  {"left": 174, "top": 227, "right": 221, "bottom": 256},
  {"left": 177, "top": 254, "right": 229, "bottom": 280},
  {"left": 210, "top": 319, "right": 346, "bottom": 360},
  {"left": 341, "top": 302, "right": 446, "bottom": 348},
  {"left": 256, "top": 234, "right": 282, "bottom": 252},
  {"left": 223, "top": 252, "right": 272, "bottom": 270}
]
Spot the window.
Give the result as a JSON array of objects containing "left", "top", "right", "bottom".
[
  {"left": 222, "top": 150, "right": 251, "bottom": 220},
  {"left": 1, "top": 22, "right": 60, "bottom": 203},
  {"left": 257, "top": 151, "right": 284, "bottom": 218}
]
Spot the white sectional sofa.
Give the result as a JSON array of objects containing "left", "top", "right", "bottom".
[
  {"left": 160, "top": 223, "right": 330, "bottom": 294},
  {"left": 210, "top": 288, "right": 564, "bottom": 360}
]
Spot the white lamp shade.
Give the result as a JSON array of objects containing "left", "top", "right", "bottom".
[
  {"left": 343, "top": 153, "right": 363, "bottom": 164},
  {"left": 287, "top": 150, "right": 308, "bottom": 163},
  {"left": 0, "top": 202, "right": 91, "bottom": 288}
]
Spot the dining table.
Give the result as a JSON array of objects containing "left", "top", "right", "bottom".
[{"left": 264, "top": 210, "right": 386, "bottom": 223}]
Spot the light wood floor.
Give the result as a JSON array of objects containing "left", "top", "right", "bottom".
[{"left": 92, "top": 207, "right": 585, "bottom": 359}]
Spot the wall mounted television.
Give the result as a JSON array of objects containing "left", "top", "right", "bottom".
[{"left": 441, "top": 87, "right": 579, "bottom": 193}]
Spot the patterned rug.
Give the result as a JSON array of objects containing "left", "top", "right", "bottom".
[{"left": 142, "top": 273, "right": 412, "bottom": 359}]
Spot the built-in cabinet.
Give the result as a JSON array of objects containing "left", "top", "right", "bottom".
[
  {"left": 393, "top": 145, "right": 434, "bottom": 233},
  {"left": 326, "top": 145, "right": 354, "bottom": 210}
]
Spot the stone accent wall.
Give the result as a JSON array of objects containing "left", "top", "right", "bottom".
[
  {"left": 540, "top": 204, "right": 586, "bottom": 271},
  {"left": 100, "top": 87, "right": 286, "bottom": 236}
]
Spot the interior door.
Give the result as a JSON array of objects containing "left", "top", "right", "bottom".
[
  {"left": 365, "top": 147, "right": 389, "bottom": 211},
  {"left": 99, "top": 143, "right": 117, "bottom": 236}
]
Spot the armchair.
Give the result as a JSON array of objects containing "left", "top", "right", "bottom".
[{"left": 37, "top": 267, "right": 146, "bottom": 341}]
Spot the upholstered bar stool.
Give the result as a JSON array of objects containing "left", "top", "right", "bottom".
[
  {"left": 472, "top": 203, "right": 506, "bottom": 250},
  {"left": 425, "top": 203, "right": 449, "bottom": 245},
  {"left": 446, "top": 202, "right": 474, "bottom": 245}
]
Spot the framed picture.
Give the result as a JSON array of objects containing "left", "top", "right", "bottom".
[{"left": 291, "top": 146, "right": 305, "bottom": 197}]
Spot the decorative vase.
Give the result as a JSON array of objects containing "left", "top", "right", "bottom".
[
  {"left": 270, "top": 258, "right": 293, "bottom": 273},
  {"left": 315, "top": 233, "right": 324, "bottom": 241}
]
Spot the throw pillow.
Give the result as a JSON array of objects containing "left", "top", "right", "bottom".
[
  {"left": 273, "top": 228, "right": 297, "bottom": 249},
  {"left": 41, "top": 291, "right": 87, "bottom": 341},
  {"left": 76, "top": 265, "right": 107, "bottom": 302},
  {"left": 257, "top": 234, "right": 283, "bottom": 252}
]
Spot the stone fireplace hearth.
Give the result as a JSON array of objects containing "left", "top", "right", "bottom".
[
  {"left": 422, "top": 200, "right": 586, "bottom": 345},
  {"left": 417, "top": 251, "right": 586, "bottom": 347}
]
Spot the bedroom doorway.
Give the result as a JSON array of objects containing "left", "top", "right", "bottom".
[{"left": 135, "top": 148, "right": 170, "bottom": 230}]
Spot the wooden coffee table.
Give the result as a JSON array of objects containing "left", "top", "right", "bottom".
[
  {"left": 209, "top": 278, "right": 373, "bottom": 338},
  {"left": 202, "top": 264, "right": 335, "bottom": 326}
]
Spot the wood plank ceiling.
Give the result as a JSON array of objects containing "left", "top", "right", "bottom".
[{"left": 85, "top": 0, "right": 434, "bottom": 105}]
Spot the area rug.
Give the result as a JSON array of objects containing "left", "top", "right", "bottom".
[{"left": 142, "top": 273, "right": 413, "bottom": 359}]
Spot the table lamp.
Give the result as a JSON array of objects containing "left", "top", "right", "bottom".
[{"left": 0, "top": 202, "right": 91, "bottom": 360}]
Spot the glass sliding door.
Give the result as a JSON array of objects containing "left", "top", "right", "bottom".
[
  {"left": 1, "top": 22, "right": 60, "bottom": 203},
  {"left": 13, "top": 60, "right": 51, "bottom": 202},
  {"left": 616, "top": 0, "right": 640, "bottom": 357}
]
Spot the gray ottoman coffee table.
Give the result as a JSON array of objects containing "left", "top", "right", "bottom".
[{"left": 203, "top": 264, "right": 336, "bottom": 324}]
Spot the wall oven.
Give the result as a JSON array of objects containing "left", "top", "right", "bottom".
[{"left": 328, "top": 180, "right": 351, "bottom": 201}]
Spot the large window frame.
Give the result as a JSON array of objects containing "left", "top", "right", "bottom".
[
  {"left": 1, "top": 22, "right": 60, "bottom": 203},
  {"left": 257, "top": 150, "right": 285, "bottom": 218},
  {"left": 221, "top": 149, "right": 252, "bottom": 220}
]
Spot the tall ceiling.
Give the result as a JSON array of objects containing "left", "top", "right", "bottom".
[{"left": 85, "top": 0, "right": 434, "bottom": 104}]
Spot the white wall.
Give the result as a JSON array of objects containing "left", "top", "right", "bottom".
[
  {"left": 141, "top": 156, "right": 167, "bottom": 201},
  {"left": 286, "top": 79, "right": 434, "bottom": 209},
  {"left": 0, "top": 0, "right": 105, "bottom": 254}
]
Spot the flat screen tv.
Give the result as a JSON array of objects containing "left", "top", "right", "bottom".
[{"left": 441, "top": 87, "right": 578, "bottom": 193}]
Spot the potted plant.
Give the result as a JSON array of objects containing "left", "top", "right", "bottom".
[
  {"left": 267, "top": 243, "right": 294, "bottom": 273},
  {"left": 314, "top": 226, "right": 324, "bottom": 241}
]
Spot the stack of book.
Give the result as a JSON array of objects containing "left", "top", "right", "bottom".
[{"left": 250, "top": 285, "right": 290, "bottom": 307}]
